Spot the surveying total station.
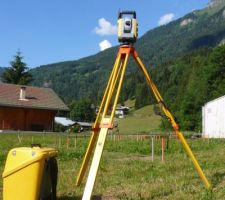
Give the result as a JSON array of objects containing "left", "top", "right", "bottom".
[
  {"left": 118, "top": 11, "right": 138, "bottom": 44},
  {"left": 76, "top": 10, "right": 211, "bottom": 200},
  {"left": 2, "top": 11, "right": 211, "bottom": 200}
]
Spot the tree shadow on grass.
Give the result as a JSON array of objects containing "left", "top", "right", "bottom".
[{"left": 58, "top": 195, "right": 102, "bottom": 200}]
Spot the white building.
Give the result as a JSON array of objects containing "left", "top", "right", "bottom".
[
  {"left": 202, "top": 95, "right": 225, "bottom": 138},
  {"left": 54, "top": 117, "right": 92, "bottom": 132},
  {"left": 55, "top": 117, "right": 75, "bottom": 127},
  {"left": 115, "top": 106, "right": 129, "bottom": 118}
]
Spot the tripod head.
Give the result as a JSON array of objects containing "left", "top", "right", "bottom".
[{"left": 118, "top": 11, "right": 138, "bottom": 45}]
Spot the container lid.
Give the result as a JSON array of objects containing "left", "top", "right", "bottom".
[{"left": 2, "top": 147, "right": 57, "bottom": 178}]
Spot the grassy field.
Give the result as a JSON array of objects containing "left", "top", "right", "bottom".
[
  {"left": 117, "top": 105, "right": 162, "bottom": 134},
  {"left": 0, "top": 133, "right": 225, "bottom": 199}
]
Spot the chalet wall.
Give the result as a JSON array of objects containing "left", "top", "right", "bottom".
[
  {"left": 0, "top": 107, "right": 56, "bottom": 131},
  {"left": 202, "top": 96, "right": 225, "bottom": 138}
]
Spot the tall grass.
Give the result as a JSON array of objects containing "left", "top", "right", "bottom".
[{"left": 0, "top": 133, "right": 225, "bottom": 199}]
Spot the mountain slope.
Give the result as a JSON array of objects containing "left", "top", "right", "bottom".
[
  {"left": 153, "top": 44, "right": 225, "bottom": 131},
  {"left": 31, "top": 1, "right": 225, "bottom": 103}
]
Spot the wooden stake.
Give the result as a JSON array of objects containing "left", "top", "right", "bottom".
[
  {"left": 66, "top": 136, "right": 70, "bottom": 149},
  {"left": 151, "top": 136, "right": 154, "bottom": 161},
  {"left": 59, "top": 137, "right": 61, "bottom": 148},
  {"left": 162, "top": 137, "right": 165, "bottom": 162},
  {"left": 17, "top": 132, "right": 22, "bottom": 143},
  {"left": 74, "top": 137, "right": 77, "bottom": 148}
]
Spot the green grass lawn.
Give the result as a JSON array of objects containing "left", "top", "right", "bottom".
[
  {"left": 0, "top": 133, "right": 225, "bottom": 199},
  {"left": 117, "top": 105, "right": 162, "bottom": 134}
]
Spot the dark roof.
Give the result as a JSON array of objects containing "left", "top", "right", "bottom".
[{"left": 0, "top": 83, "right": 69, "bottom": 111}]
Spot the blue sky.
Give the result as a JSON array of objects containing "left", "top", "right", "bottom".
[{"left": 0, "top": 0, "right": 209, "bottom": 68}]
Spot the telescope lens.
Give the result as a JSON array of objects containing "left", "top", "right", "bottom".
[{"left": 125, "top": 21, "right": 131, "bottom": 26}]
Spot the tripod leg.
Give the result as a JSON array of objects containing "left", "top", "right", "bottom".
[
  {"left": 82, "top": 118, "right": 110, "bottom": 200},
  {"left": 110, "top": 53, "right": 129, "bottom": 122},
  {"left": 102, "top": 58, "right": 124, "bottom": 118},
  {"left": 81, "top": 52, "right": 129, "bottom": 200},
  {"left": 76, "top": 53, "right": 122, "bottom": 186},
  {"left": 101, "top": 47, "right": 132, "bottom": 120},
  {"left": 133, "top": 52, "right": 211, "bottom": 189},
  {"left": 95, "top": 53, "right": 122, "bottom": 124}
]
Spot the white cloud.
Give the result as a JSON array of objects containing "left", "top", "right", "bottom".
[
  {"left": 158, "top": 13, "right": 175, "bottom": 26},
  {"left": 94, "top": 18, "right": 117, "bottom": 36},
  {"left": 99, "top": 40, "right": 112, "bottom": 51}
]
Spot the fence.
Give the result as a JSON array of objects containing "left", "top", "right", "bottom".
[{"left": 2, "top": 131, "right": 180, "bottom": 162}]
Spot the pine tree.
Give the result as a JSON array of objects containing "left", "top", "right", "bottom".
[{"left": 2, "top": 51, "right": 32, "bottom": 85}]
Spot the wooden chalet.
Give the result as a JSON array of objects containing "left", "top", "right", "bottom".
[{"left": 0, "top": 83, "right": 69, "bottom": 132}]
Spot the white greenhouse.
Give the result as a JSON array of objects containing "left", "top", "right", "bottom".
[{"left": 202, "top": 95, "right": 225, "bottom": 138}]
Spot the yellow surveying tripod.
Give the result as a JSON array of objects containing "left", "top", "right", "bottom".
[{"left": 76, "top": 11, "right": 211, "bottom": 200}]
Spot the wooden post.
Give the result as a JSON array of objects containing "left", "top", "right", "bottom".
[
  {"left": 151, "top": 136, "right": 154, "bottom": 161},
  {"left": 54, "top": 137, "right": 57, "bottom": 148},
  {"left": 42, "top": 133, "right": 45, "bottom": 145},
  {"left": 66, "top": 136, "right": 70, "bottom": 149},
  {"left": 74, "top": 137, "right": 76, "bottom": 148},
  {"left": 162, "top": 137, "right": 165, "bottom": 162},
  {"left": 59, "top": 137, "right": 61, "bottom": 148},
  {"left": 17, "top": 132, "right": 22, "bottom": 143}
]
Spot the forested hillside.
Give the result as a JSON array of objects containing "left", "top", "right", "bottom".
[
  {"left": 152, "top": 45, "right": 225, "bottom": 131},
  {"left": 29, "top": 1, "right": 225, "bottom": 130},
  {"left": 31, "top": 2, "right": 225, "bottom": 102},
  {"left": 31, "top": 48, "right": 117, "bottom": 103}
]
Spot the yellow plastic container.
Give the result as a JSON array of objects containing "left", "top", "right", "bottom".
[{"left": 2, "top": 146, "right": 57, "bottom": 200}]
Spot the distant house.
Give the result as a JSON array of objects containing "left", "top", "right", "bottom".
[
  {"left": 96, "top": 106, "right": 129, "bottom": 118},
  {"left": 115, "top": 106, "right": 129, "bottom": 118},
  {"left": 55, "top": 117, "right": 92, "bottom": 132},
  {"left": 0, "top": 83, "right": 69, "bottom": 132},
  {"left": 202, "top": 95, "right": 225, "bottom": 138},
  {"left": 74, "top": 121, "right": 92, "bottom": 131}
]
